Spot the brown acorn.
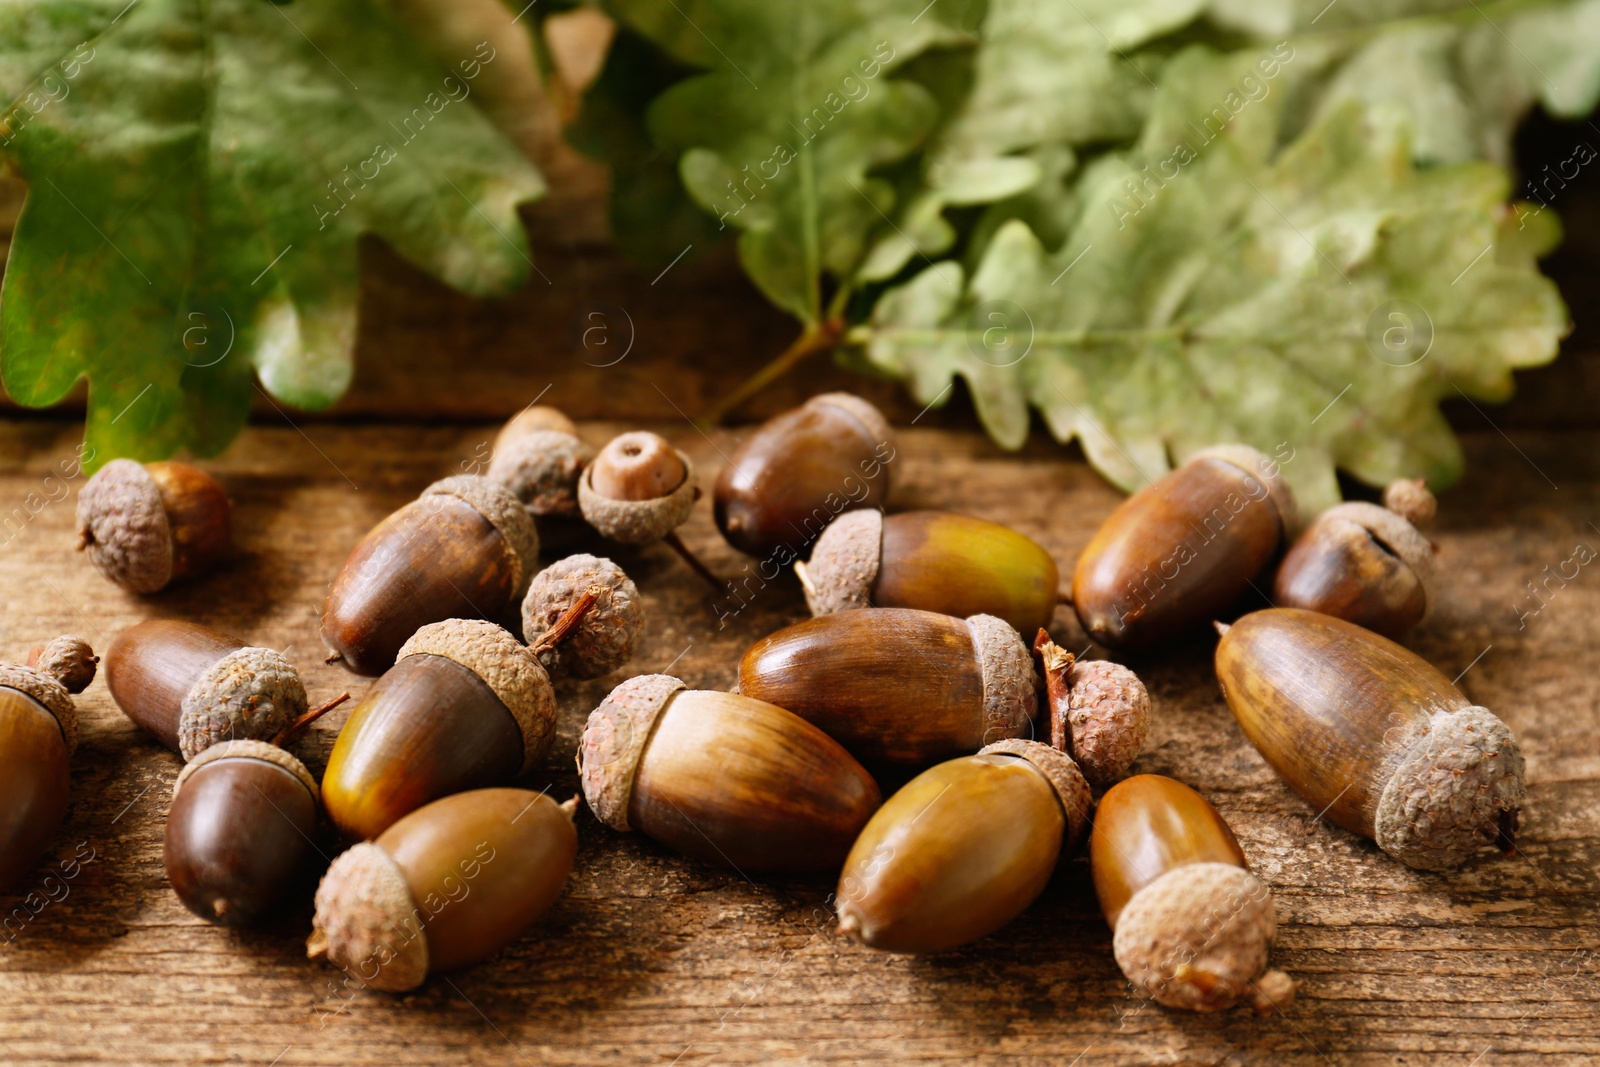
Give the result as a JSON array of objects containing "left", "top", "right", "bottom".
[
  {"left": 0, "top": 642, "right": 92, "bottom": 892},
  {"left": 837, "top": 739, "right": 1091, "bottom": 954},
  {"left": 487, "top": 404, "right": 595, "bottom": 548},
  {"left": 309, "top": 788, "right": 577, "bottom": 992},
  {"left": 713, "top": 392, "right": 895, "bottom": 559},
  {"left": 577, "top": 431, "right": 720, "bottom": 589},
  {"left": 1034, "top": 631, "right": 1150, "bottom": 787},
  {"left": 322, "top": 474, "right": 540, "bottom": 677},
  {"left": 26, "top": 635, "right": 98, "bottom": 695},
  {"left": 75, "top": 459, "right": 231, "bottom": 593},
  {"left": 799, "top": 510, "right": 1060, "bottom": 635},
  {"left": 1072, "top": 446, "right": 1296, "bottom": 650},
  {"left": 1216, "top": 608, "right": 1524, "bottom": 871},
  {"left": 737, "top": 608, "right": 1036, "bottom": 765},
  {"left": 578, "top": 675, "right": 880, "bottom": 872},
  {"left": 1091, "top": 774, "right": 1296, "bottom": 1013}
]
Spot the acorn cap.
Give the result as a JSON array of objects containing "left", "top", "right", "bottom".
[
  {"left": 0, "top": 664, "right": 78, "bottom": 755},
  {"left": 422, "top": 475, "right": 541, "bottom": 600},
  {"left": 1374, "top": 706, "right": 1524, "bottom": 871},
  {"left": 1113, "top": 861, "right": 1296, "bottom": 1014},
  {"left": 967, "top": 613, "right": 1037, "bottom": 747},
  {"left": 809, "top": 392, "right": 894, "bottom": 451},
  {"left": 578, "top": 674, "right": 685, "bottom": 832},
  {"left": 1066, "top": 659, "right": 1152, "bottom": 788},
  {"left": 521, "top": 554, "right": 644, "bottom": 680},
  {"left": 1191, "top": 445, "right": 1298, "bottom": 540},
  {"left": 1383, "top": 478, "right": 1437, "bottom": 527},
  {"left": 577, "top": 449, "right": 697, "bottom": 544},
  {"left": 398, "top": 619, "right": 556, "bottom": 772},
  {"left": 29, "top": 635, "right": 98, "bottom": 694},
  {"left": 797, "top": 508, "right": 881, "bottom": 616},
  {"left": 178, "top": 646, "right": 308, "bottom": 761},
  {"left": 488, "top": 429, "right": 595, "bottom": 519},
  {"left": 979, "top": 738, "right": 1092, "bottom": 850},
  {"left": 174, "top": 739, "right": 319, "bottom": 802},
  {"left": 75, "top": 458, "right": 174, "bottom": 593},
  {"left": 309, "top": 842, "right": 429, "bottom": 993},
  {"left": 1318, "top": 500, "right": 1436, "bottom": 619}
]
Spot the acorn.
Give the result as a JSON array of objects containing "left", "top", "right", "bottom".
[
  {"left": 1034, "top": 631, "right": 1150, "bottom": 787},
  {"left": 578, "top": 675, "right": 880, "bottom": 872},
  {"left": 1072, "top": 446, "right": 1297, "bottom": 651},
  {"left": 1273, "top": 483, "right": 1436, "bottom": 637},
  {"left": 1215, "top": 608, "right": 1524, "bottom": 871},
  {"left": 737, "top": 608, "right": 1036, "bottom": 765},
  {"left": 105, "top": 620, "right": 329, "bottom": 761},
  {"left": 577, "top": 431, "right": 720, "bottom": 589},
  {"left": 487, "top": 404, "right": 595, "bottom": 548},
  {"left": 713, "top": 392, "right": 895, "bottom": 560},
  {"left": 0, "top": 639, "right": 93, "bottom": 892},
  {"left": 322, "top": 474, "right": 539, "bottom": 676},
  {"left": 308, "top": 788, "right": 577, "bottom": 992},
  {"left": 798, "top": 510, "right": 1060, "bottom": 635},
  {"left": 26, "top": 635, "right": 98, "bottom": 695},
  {"left": 75, "top": 459, "right": 231, "bottom": 593},
  {"left": 1091, "top": 774, "right": 1297, "bottom": 1013},
  {"left": 520, "top": 553, "right": 644, "bottom": 680},
  {"left": 836, "top": 739, "right": 1090, "bottom": 954}
]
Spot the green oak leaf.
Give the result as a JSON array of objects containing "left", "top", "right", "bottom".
[{"left": 0, "top": 0, "right": 543, "bottom": 464}]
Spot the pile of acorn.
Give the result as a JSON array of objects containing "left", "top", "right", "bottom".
[{"left": 0, "top": 393, "right": 1523, "bottom": 1017}]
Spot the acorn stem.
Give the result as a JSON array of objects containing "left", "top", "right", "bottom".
[
  {"left": 528, "top": 587, "right": 601, "bottom": 656},
  {"left": 1213, "top": 621, "right": 1232, "bottom": 636},
  {"left": 663, "top": 531, "right": 724, "bottom": 592},
  {"left": 273, "top": 693, "right": 351, "bottom": 746},
  {"left": 695, "top": 319, "right": 845, "bottom": 428}
]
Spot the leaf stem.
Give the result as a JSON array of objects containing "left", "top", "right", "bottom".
[{"left": 695, "top": 318, "right": 845, "bottom": 427}]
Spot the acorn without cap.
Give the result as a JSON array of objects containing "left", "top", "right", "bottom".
[
  {"left": 799, "top": 510, "right": 1060, "bottom": 636},
  {"left": 520, "top": 554, "right": 644, "bottom": 680},
  {"left": 1216, "top": 608, "right": 1524, "bottom": 871},
  {"left": 737, "top": 608, "right": 1037, "bottom": 765},
  {"left": 578, "top": 675, "right": 881, "bottom": 872},
  {"left": 487, "top": 404, "right": 595, "bottom": 548},
  {"left": 76, "top": 459, "right": 231, "bottom": 593}
]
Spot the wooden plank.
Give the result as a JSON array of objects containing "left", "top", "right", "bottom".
[{"left": 1, "top": 419, "right": 1598, "bottom": 1065}]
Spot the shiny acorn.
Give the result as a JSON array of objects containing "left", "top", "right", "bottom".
[
  {"left": 799, "top": 510, "right": 1060, "bottom": 635},
  {"left": 322, "top": 475, "right": 540, "bottom": 676},
  {"left": 76, "top": 459, "right": 231, "bottom": 593},
  {"left": 309, "top": 788, "right": 577, "bottom": 992},
  {"left": 1073, "top": 446, "right": 1297, "bottom": 650},
  {"left": 737, "top": 608, "right": 1036, "bottom": 765},
  {"left": 578, "top": 675, "right": 880, "bottom": 872},
  {"left": 1091, "top": 774, "right": 1297, "bottom": 1013},
  {"left": 487, "top": 404, "right": 595, "bottom": 548},
  {"left": 713, "top": 392, "right": 895, "bottom": 559},
  {"left": 1034, "top": 631, "right": 1150, "bottom": 787},
  {"left": 578, "top": 431, "right": 720, "bottom": 589},
  {"left": 836, "top": 739, "right": 1090, "bottom": 954},
  {"left": 1216, "top": 608, "right": 1524, "bottom": 870}
]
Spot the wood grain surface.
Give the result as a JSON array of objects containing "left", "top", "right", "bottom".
[{"left": 1, "top": 418, "right": 1596, "bottom": 1066}]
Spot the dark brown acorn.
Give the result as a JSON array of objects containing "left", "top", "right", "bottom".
[
  {"left": 309, "top": 789, "right": 577, "bottom": 992},
  {"left": 737, "top": 608, "right": 1036, "bottom": 765},
  {"left": 0, "top": 642, "right": 92, "bottom": 892},
  {"left": 799, "top": 510, "right": 1060, "bottom": 635},
  {"left": 1073, "top": 446, "right": 1297, "bottom": 650},
  {"left": 713, "top": 392, "right": 895, "bottom": 559},
  {"left": 75, "top": 459, "right": 231, "bottom": 593},
  {"left": 578, "top": 675, "right": 881, "bottom": 872},
  {"left": 322, "top": 475, "right": 540, "bottom": 676},
  {"left": 837, "top": 740, "right": 1090, "bottom": 953},
  {"left": 578, "top": 431, "right": 720, "bottom": 589},
  {"left": 487, "top": 404, "right": 594, "bottom": 548},
  {"left": 1216, "top": 608, "right": 1524, "bottom": 871}
]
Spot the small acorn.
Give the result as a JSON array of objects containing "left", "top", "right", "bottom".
[
  {"left": 1216, "top": 608, "right": 1524, "bottom": 871},
  {"left": 1091, "top": 774, "right": 1297, "bottom": 1013},
  {"left": 798, "top": 510, "right": 1061, "bottom": 635},
  {"left": 713, "top": 392, "right": 896, "bottom": 560},
  {"left": 75, "top": 459, "right": 231, "bottom": 593},
  {"left": 520, "top": 554, "right": 644, "bottom": 680},
  {"left": 577, "top": 431, "right": 719, "bottom": 589},
  {"left": 737, "top": 608, "right": 1036, "bottom": 765},
  {"left": 1073, "top": 446, "right": 1297, "bottom": 651},
  {"left": 1274, "top": 482, "right": 1436, "bottom": 637},
  {"left": 0, "top": 639, "right": 92, "bottom": 892},
  {"left": 836, "top": 739, "right": 1091, "bottom": 954},
  {"left": 322, "top": 474, "right": 540, "bottom": 676},
  {"left": 26, "top": 635, "right": 98, "bottom": 695},
  {"left": 487, "top": 404, "right": 595, "bottom": 548},
  {"left": 578, "top": 675, "right": 881, "bottom": 872},
  {"left": 1034, "top": 631, "right": 1150, "bottom": 787},
  {"left": 309, "top": 788, "right": 577, "bottom": 992}
]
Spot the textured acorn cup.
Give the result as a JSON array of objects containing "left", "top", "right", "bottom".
[
  {"left": 799, "top": 510, "right": 1061, "bottom": 636},
  {"left": 165, "top": 740, "right": 321, "bottom": 926},
  {"left": 837, "top": 740, "right": 1091, "bottom": 954},
  {"left": 737, "top": 608, "right": 1036, "bottom": 765},
  {"left": 1034, "top": 632, "right": 1150, "bottom": 787},
  {"left": 578, "top": 676, "right": 881, "bottom": 872},
  {"left": 0, "top": 664, "right": 79, "bottom": 892},
  {"left": 309, "top": 789, "right": 577, "bottom": 993},
  {"left": 713, "top": 392, "right": 895, "bottom": 559},
  {"left": 1073, "top": 446, "right": 1297, "bottom": 651},
  {"left": 521, "top": 554, "right": 644, "bottom": 680},
  {"left": 105, "top": 619, "right": 308, "bottom": 761},
  {"left": 1274, "top": 500, "right": 1434, "bottom": 638},
  {"left": 322, "top": 475, "right": 539, "bottom": 677},
  {"left": 1216, "top": 608, "right": 1524, "bottom": 871},
  {"left": 1091, "top": 774, "right": 1297, "bottom": 1014},
  {"left": 27, "top": 634, "right": 98, "bottom": 694},
  {"left": 322, "top": 619, "right": 555, "bottom": 842},
  {"left": 577, "top": 432, "right": 698, "bottom": 544},
  {"left": 487, "top": 406, "right": 595, "bottom": 549},
  {"left": 75, "top": 459, "right": 232, "bottom": 593}
]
